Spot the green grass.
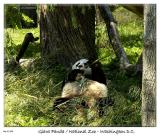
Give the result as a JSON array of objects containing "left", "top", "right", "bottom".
[
  {"left": 4, "top": 7, "right": 143, "bottom": 127},
  {"left": 5, "top": 60, "right": 67, "bottom": 126}
]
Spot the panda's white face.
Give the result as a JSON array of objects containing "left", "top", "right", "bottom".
[{"left": 72, "top": 59, "right": 92, "bottom": 75}]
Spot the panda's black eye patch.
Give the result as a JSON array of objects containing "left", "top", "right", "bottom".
[
  {"left": 76, "top": 62, "right": 80, "bottom": 67},
  {"left": 84, "top": 62, "right": 89, "bottom": 68}
]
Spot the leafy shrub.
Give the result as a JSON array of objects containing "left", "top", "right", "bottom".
[
  {"left": 4, "top": 5, "right": 36, "bottom": 29},
  {"left": 22, "top": 13, "right": 34, "bottom": 27},
  {"left": 4, "top": 5, "right": 22, "bottom": 28}
]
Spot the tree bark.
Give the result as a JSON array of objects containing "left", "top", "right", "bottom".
[
  {"left": 142, "top": 4, "right": 156, "bottom": 127},
  {"left": 73, "top": 6, "right": 97, "bottom": 62},
  {"left": 40, "top": 5, "right": 97, "bottom": 68}
]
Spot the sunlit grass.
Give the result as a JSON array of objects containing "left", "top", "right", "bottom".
[{"left": 5, "top": 28, "right": 40, "bottom": 45}]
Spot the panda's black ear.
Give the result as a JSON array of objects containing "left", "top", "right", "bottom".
[
  {"left": 68, "top": 69, "right": 78, "bottom": 81},
  {"left": 68, "top": 69, "right": 84, "bottom": 81}
]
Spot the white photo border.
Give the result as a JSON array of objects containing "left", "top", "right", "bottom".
[{"left": 1, "top": 0, "right": 159, "bottom": 136}]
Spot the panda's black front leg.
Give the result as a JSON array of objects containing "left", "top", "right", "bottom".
[
  {"left": 61, "top": 77, "right": 67, "bottom": 89},
  {"left": 97, "top": 98, "right": 106, "bottom": 116},
  {"left": 80, "top": 100, "right": 89, "bottom": 108},
  {"left": 97, "top": 97, "right": 114, "bottom": 116}
]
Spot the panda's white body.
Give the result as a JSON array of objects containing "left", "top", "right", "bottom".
[
  {"left": 54, "top": 69, "right": 108, "bottom": 115},
  {"left": 61, "top": 82, "right": 81, "bottom": 98},
  {"left": 81, "top": 80, "right": 108, "bottom": 98},
  {"left": 61, "top": 78, "right": 108, "bottom": 100}
]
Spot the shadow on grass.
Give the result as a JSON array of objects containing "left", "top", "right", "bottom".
[
  {"left": 100, "top": 60, "right": 142, "bottom": 126},
  {"left": 103, "top": 59, "right": 142, "bottom": 98}
]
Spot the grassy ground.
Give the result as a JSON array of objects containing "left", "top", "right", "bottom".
[{"left": 4, "top": 7, "right": 143, "bottom": 127}]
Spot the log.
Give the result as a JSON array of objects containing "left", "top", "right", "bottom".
[{"left": 99, "top": 5, "right": 130, "bottom": 69}]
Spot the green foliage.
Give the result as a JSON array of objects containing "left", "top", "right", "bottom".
[
  {"left": 95, "top": 23, "right": 108, "bottom": 47},
  {"left": 22, "top": 13, "right": 34, "bottom": 27},
  {"left": 4, "top": 5, "right": 22, "bottom": 29},
  {"left": 4, "top": 5, "right": 36, "bottom": 29},
  {"left": 4, "top": 31, "right": 17, "bottom": 62}
]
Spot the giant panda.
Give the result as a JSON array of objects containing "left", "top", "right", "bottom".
[
  {"left": 54, "top": 69, "right": 108, "bottom": 115},
  {"left": 72, "top": 59, "right": 106, "bottom": 84},
  {"left": 61, "top": 58, "right": 107, "bottom": 88}
]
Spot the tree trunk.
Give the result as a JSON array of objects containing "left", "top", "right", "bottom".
[
  {"left": 142, "top": 4, "right": 156, "bottom": 127},
  {"left": 73, "top": 6, "right": 97, "bottom": 62},
  {"left": 40, "top": 5, "right": 97, "bottom": 68}
]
